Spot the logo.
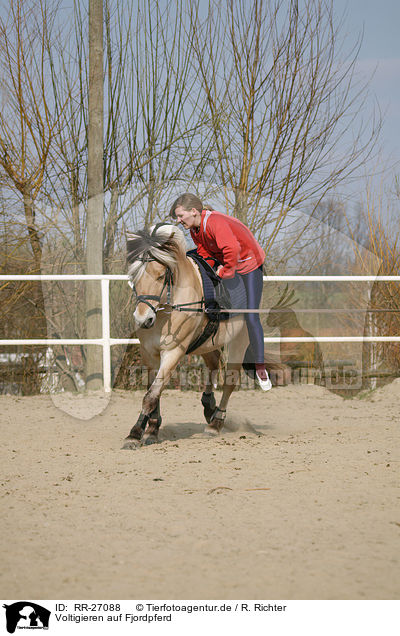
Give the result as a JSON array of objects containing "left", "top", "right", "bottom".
[{"left": 3, "top": 603, "right": 50, "bottom": 633}]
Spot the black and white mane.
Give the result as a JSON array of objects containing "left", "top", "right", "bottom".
[{"left": 126, "top": 224, "right": 187, "bottom": 284}]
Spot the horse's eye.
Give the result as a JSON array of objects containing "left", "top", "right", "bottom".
[{"left": 156, "top": 275, "right": 164, "bottom": 281}]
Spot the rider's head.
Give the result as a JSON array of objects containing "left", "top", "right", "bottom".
[{"left": 169, "top": 193, "right": 204, "bottom": 230}]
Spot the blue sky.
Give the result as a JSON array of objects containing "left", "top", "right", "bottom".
[{"left": 333, "top": 0, "right": 400, "bottom": 173}]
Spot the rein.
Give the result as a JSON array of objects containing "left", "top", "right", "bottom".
[
  {"left": 131, "top": 255, "right": 275, "bottom": 316},
  {"left": 131, "top": 257, "right": 270, "bottom": 316}
]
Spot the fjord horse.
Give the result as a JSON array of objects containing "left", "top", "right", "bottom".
[{"left": 122, "top": 224, "right": 249, "bottom": 448}]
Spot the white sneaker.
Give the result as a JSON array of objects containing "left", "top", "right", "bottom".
[{"left": 256, "top": 372, "right": 272, "bottom": 392}]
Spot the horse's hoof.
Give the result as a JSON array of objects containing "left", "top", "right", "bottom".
[
  {"left": 202, "top": 426, "right": 220, "bottom": 438},
  {"left": 143, "top": 434, "right": 159, "bottom": 446},
  {"left": 121, "top": 438, "right": 142, "bottom": 450},
  {"left": 209, "top": 407, "right": 226, "bottom": 432}
]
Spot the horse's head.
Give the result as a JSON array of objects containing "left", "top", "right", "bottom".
[
  {"left": 126, "top": 224, "right": 186, "bottom": 329},
  {"left": 130, "top": 258, "right": 173, "bottom": 329}
]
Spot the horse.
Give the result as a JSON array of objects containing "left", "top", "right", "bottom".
[{"left": 122, "top": 223, "right": 250, "bottom": 448}]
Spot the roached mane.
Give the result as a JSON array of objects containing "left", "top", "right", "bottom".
[{"left": 126, "top": 223, "right": 186, "bottom": 284}]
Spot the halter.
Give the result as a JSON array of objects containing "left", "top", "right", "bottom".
[{"left": 131, "top": 255, "right": 174, "bottom": 314}]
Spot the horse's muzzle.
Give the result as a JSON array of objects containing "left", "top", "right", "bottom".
[
  {"left": 133, "top": 306, "right": 156, "bottom": 329},
  {"left": 142, "top": 315, "right": 155, "bottom": 329}
]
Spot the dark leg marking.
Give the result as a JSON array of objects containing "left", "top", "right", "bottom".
[
  {"left": 126, "top": 412, "right": 149, "bottom": 440},
  {"left": 201, "top": 391, "right": 216, "bottom": 423}
]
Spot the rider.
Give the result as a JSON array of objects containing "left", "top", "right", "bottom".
[{"left": 169, "top": 192, "right": 272, "bottom": 391}]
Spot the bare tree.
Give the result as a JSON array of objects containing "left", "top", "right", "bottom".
[
  {"left": 0, "top": 0, "right": 71, "bottom": 392},
  {"left": 345, "top": 181, "right": 400, "bottom": 388},
  {"left": 189, "top": 0, "right": 380, "bottom": 249},
  {"left": 0, "top": 0, "right": 65, "bottom": 273}
]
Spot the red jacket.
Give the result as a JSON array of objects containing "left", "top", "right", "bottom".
[{"left": 190, "top": 210, "right": 265, "bottom": 278}]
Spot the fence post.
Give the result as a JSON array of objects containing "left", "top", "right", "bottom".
[{"left": 101, "top": 278, "right": 111, "bottom": 392}]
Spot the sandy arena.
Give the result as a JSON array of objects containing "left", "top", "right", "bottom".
[{"left": 1, "top": 381, "right": 399, "bottom": 600}]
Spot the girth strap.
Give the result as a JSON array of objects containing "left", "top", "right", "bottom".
[{"left": 186, "top": 319, "right": 219, "bottom": 354}]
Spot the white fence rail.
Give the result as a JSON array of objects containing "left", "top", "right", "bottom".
[{"left": 1, "top": 274, "right": 399, "bottom": 392}]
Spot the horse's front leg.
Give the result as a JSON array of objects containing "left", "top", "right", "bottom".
[
  {"left": 142, "top": 395, "right": 162, "bottom": 446},
  {"left": 141, "top": 368, "right": 163, "bottom": 442},
  {"left": 122, "top": 350, "right": 183, "bottom": 449},
  {"left": 122, "top": 368, "right": 157, "bottom": 445}
]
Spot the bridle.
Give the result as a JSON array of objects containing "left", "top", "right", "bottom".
[
  {"left": 131, "top": 256, "right": 174, "bottom": 315},
  {"left": 130, "top": 255, "right": 206, "bottom": 316}
]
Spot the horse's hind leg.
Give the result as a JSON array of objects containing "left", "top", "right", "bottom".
[
  {"left": 201, "top": 350, "right": 220, "bottom": 423},
  {"left": 204, "top": 330, "right": 248, "bottom": 435},
  {"left": 201, "top": 391, "right": 216, "bottom": 423},
  {"left": 205, "top": 364, "right": 240, "bottom": 434},
  {"left": 205, "top": 361, "right": 242, "bottom": 433}
]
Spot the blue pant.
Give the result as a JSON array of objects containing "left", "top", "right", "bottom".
[{"left": 239, "top": 266, "right": 265, "bottom": 364}]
